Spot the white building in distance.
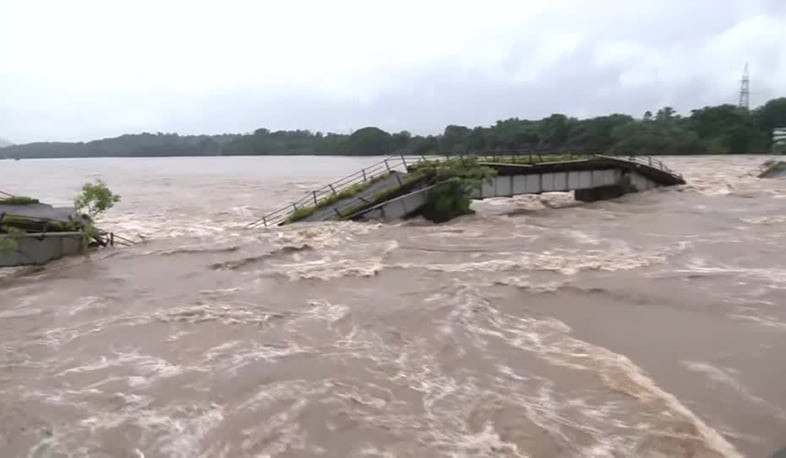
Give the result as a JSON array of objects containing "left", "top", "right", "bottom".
[{"left": 774, "top": 128, "right": 786, "bottom": 153}]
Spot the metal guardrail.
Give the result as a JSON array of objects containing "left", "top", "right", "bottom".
[
  {"left": 246, "top": 155, "right": 410, "bottom": 228},
  {"left": 616, "top": 155, "right": 683, "bottom": 179},
  {"left": 468, "top": 151, "right": 682, "bottom": 179},
  {"left": 473, "top": 152, "right": 592, "bottom": 165}
]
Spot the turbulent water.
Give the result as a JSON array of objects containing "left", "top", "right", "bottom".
[{"left": 1, "top": 155, "right": 785, "bottom": 458}]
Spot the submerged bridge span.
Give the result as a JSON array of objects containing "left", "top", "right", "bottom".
[
  {"left": 247, "top": 155, "right": 685, "bottom": 227},
  {"left": 477, "top": 155, "right": 682, "bottom": 200}
]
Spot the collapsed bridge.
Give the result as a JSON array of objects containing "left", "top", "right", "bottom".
[{"left": 247, "top": 155, "right": 685, "bottom": 228}]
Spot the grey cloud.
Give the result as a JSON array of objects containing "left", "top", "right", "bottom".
[{"left": 1, "top": 0, "right": 784, "bottom": 143}]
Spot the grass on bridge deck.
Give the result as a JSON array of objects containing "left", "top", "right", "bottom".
[{"left": 455, "top": 153, "right": 593, "bottom": 165}]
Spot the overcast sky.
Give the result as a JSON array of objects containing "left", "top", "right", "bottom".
[{"left": 1, "top": 0, "right": 785, "bottom": 144}]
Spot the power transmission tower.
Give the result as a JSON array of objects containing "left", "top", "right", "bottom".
[{"left": 738, "top": 63, "right": 750, "bottom": 110}]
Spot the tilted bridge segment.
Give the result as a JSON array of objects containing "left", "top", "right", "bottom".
[
  {"left": 247, "top": 155, "right": 685, "bottom": 228},
  {"left": 475, "top": 155, "right": 683, "bottom": 201}
]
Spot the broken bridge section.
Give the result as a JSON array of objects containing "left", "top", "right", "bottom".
[
  {"left": 473, "top": 155, "right": 684, "bottom": 202},
  {"left": 246, "top": 156, "right": 422, "bottom": 228},
  {"left": 247, "top": 155, "right": 685, "bottom": 227}
]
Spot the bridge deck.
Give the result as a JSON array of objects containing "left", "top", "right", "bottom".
[
  {"left": 479, "top": 156, "right": 684, "bottom": 186},
  {"left": 248, "top": 155, "right": 684, "bottom": 227}
]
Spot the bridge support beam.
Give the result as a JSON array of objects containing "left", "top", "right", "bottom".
[{"left": 574, "top": 185, "right": 628, "bottom": 202}]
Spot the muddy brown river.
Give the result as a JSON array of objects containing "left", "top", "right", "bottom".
[{"left": 1, "top": 155, "right": 785, "bottom": 457}]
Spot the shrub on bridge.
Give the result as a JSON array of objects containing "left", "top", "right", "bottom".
[
  {"left": 420, "top": 178, "right": 476, "bottom": 222},
  {"left": 411, "top": 157, "right": 496, "bottom": 222}
]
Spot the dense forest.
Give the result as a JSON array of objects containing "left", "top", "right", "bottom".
[{"left": 2, "top": 98, "right": 785, "bottom": 159}]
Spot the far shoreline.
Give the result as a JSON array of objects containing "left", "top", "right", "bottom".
[{"left": 1, "top": 152, "right": 781, "bottom": 161}]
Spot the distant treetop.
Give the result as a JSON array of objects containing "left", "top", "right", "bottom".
[{"left": 2, "top": 97, "right": 785, "bottom": 158}]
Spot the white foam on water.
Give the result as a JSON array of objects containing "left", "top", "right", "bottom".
[
  {"left": 678, "top": 259, "right": 786, "bottom": 289},
  {"left": 355, "top": 446, "right": 399, "bottom": 457},
  {"left": 198, "top": 287, "right": 242, "bottom": 296},
  {"left": 28, "top": 431, "right": 63, "bottom": 458},
  {"left": 333, "top": 387, "right": 389, "bottom": 410},
  {"left": 435, "top": 285, "right": 741, "bottom": 457},
  {"left": 681, "top": 362, "right": 770, "bottom": 406},
  {"left": 99, "top": 212, "right": 158, "bottom": 238},
  {"left": 235, "top": 380, "right": 315, "bottom": 412},
  {"left": 68, "top": 295, "right": 109, "bottom": 316},
  {"left": 227, "top": 204, "right": 257, "bottom": 219},
  {"left": 154, "top": 303, "right": 287, "bottom": 326},
  {"left": 741, "top": 215, "right": 786, "bottom": 225},
  {"left": 303, "top": 306, "right": 577, "bottom": 456},
  {"left": 273, "top": 257, "right": 384, "bottom": 280},
  {"left": 75, "top": 397, "right": 226, "bottom": 457},
  {"left": 201, "top": 340, "right": 244, "bottom": 361},
  {"left": 144, "top": 242, "right": 242, "bottom": 257},
  {"left": 23, "top": 386, "right": 104, "bottom": 408},
  {"left": 444, "top": 423, "right": 526, "bottom": 457},
  {"left": 56, "top": 356, "right": 117, "bottom": 377},
  {"left": 0, "top": 307, "right": 44, "bottom": 319},
  {"left": 24, "top": 383, "right": 224, "bottom": 456},
  {"left": 238, "top": 398, "right": 308, "bottom": 456},
  {"left": 201, "top": 341, "right": 312, "bottom": 375},
  {"left": 397, "top": 246, "right": 668, "bottom": 275},
  {"left": 137, "top": 403, "right": 225, "bottom": 458},
  {"left": 103, "top": 212, "right": 237, "bottom": 241},
  {"left": 266, "top": 240, "right": 398, "bottom": 280},
  {"left": 493, "top": 276, "right": 565, "bottom": 293},
  {"left": 728, "top": 313, "right": 786, "bottom": 330},
  {"left": 164, "top": 223, "right": 229, "bottom": 238},
  {"left": 564, "top": 229, "right": 601, "bottom": 246},
  {"left": 271, "top": 221, "right": 381, "bottom": 250},
  {"left": 229, "top": 380, "right": 345, "bottom": 456},
  {"left": 302, "top": 299, "right": 351, "bottom": 323},
  {"left": 54, "top": 349, "right": 193, "bottom": 389}
]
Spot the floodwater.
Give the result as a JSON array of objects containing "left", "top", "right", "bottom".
[{"left": 1, "top": 155, "right": 785, "bottom": 457}]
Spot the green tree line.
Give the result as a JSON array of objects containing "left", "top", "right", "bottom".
[{"left": 2, "top": 98, "right": 785, "bottom": 159}]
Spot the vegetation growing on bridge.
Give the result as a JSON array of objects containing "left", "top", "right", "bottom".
[
  {"left": 473, "top": 152, "right": 590, "bottom": 165},
  {"left": 337, "top": 157, "right": 497, "bottom": 222},
  {"left": 0, "top": 226, "right": 25, "bottom": 254},
  {"left": 1, "top": 213, "right": 88, "bottom": 254},
  {"left": 285, "top": 158, "right": 498, "bottom": 224},
  {"left": 337, "top": 173, "right": 428, "bottom": 219},
  {"left": 409, "top": 158, "right": 497, "bottom": 222},
  {"left": 421, "top": 179, "right": 478, "bottom": 223},
  {"left": 407, "top": 157, "right": 497, "bottom": 182},
  {"left": 1, "top": 181, "right": 121, "bottom": 255},
  {"left": 286, "top": 172, "right": 396, "bottom": 223},
  {"left": 0, "top": 196, "right": 40, "bottom": 205},
  {"left": 74, "top": 180, "right": 121, "bottom": 219}
]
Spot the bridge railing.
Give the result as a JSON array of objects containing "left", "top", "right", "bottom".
[
  {"left": 619, "top": 155, "right": 683, "bottom": 179},
  {"left": 247, "top": 155, "right": 409, "bottom": 228},
  {"left": 466, "top": 150, "right": 680, "bottom": 175},
  {"left": 472, "top": 152, "right": 593, "bottom": 164},
  {"left": 455, "top": 151, "right": 682, "bottom": 177}
]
